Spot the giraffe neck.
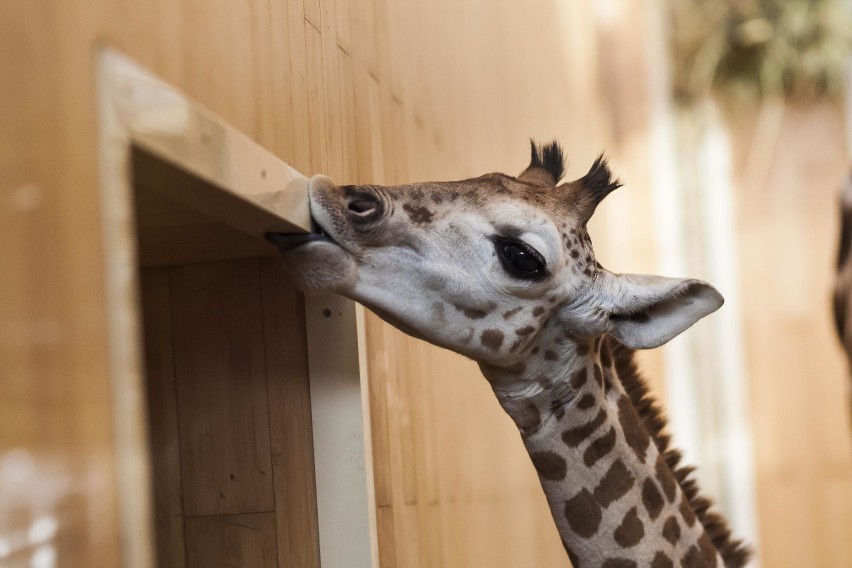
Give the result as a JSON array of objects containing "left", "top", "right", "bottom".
[{"left": 481, "top": 337, "right": 723, "bottom": 568}]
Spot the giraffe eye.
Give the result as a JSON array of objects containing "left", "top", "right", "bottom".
[{"left": 493, "top": 236, "right": 547, "bottom": 280}]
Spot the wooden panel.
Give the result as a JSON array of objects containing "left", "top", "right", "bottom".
[
  {"left": 729, "top": 103, "right": 852, "bottom": 568},
  {"left": 185, "top": 513, "right": 278, "bottom": 568},
  {"left": 170, "top": 260, "right": 274, "bottom": 517},
  {"left": 258, "top": 259, "right": 321, "bottom": 567},
  {"left": 140, "top": 269, "right": 187, "bottom": 568}
]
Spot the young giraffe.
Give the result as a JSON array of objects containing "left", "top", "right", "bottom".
[{"left": 267, "top": 142, "right": 749, "bottom": 567}]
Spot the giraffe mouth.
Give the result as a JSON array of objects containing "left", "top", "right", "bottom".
[{"left": 263, "top": 216, "right": 339, "bottom": 252}]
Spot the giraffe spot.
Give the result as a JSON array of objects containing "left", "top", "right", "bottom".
[
  {"left": 515, "top": 325, "right": 535, "bottom": 336},
  {"left": 583, "top": 426, "right": 616, "bottom": 467},
  {"left": 577, "top": 393, "right": 596, "bottom": 410},
  {"left": 505, "top": 361, "right": 526, "bottom": 374},
  {"left": 662, "top": 515, "right": 681, "bottom": 545},
  {"left": 561, "top": 408, "right": 606, "bottom": 447},
  {"left": 402, "top": 203, "right": 434, "bottom": 225},
  {"left": 481, "top": 329, "right": 504, "bottom": 351},
  {"left": 600, "top": 338, "right": 612, "bottom": 366},
  {"left": 593, "top": 459, "right": 635, "bottom": 508},
  {"left": 617, "top": 395, "right": 651, "bottom": 463},
  {"left": 656, "top": 454, "right": 677, "bottom": 503},
  {"left": 514, "top": 402, "right": 541, "bottom": 435},
  {"left": 601, "top": 559, "right": 637, "bottom": 568},
  {"left": 452, "top": 301, "right": 492, "bottom": 319},
  {"left": 564, "top": 488, "right": 602, "bottom": 538},
  {"left": 531, "top": 346, "right": 540, "bottom": 355},
  {"left": 603, "top": 369, "right": 616, "bottom": 393},
  {"left": 570, "top": 368, "right": 587, "bottom": 389},
  {"left": 642, "top": 478, "right": 665, "bottom": 520},
  {"left": 569, "top": 248, "right": 580, "bottom": 259},
  {"left": 651, "top": 551, "right": 674, "bottom": 568},
  {"left": 544, "top": 349, "right": 558, "bottom": 361},
  {"left": 614, "top": 507, "right": 644, "bottom": 548},
  {"left": 503, "top": 307, "right": 522, "bottom": 319},
  {"left": 679, "top": 493, "right": 697, "bottom": 527},
  {"left": 583, "top": 267, "right": 593, "bottom": 277},
  {"left": 681, "top": 545, "right": 701, "bottom": 568},
  {"left": 530, "top": 450, "right": 568, "bottom": 481},
  {"left": 575, "top": 342, "right": 589, "bottom": 356},
  {"left": 532, "top": 306, "right": 545, "bottom": 317}
]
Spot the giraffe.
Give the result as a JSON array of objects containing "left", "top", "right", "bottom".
[
  {"left": 832, "top": 170, "right": 852, "bottom": 425},
  {"left": 267, "top": 142, "right": 749, "bottom": 567}
]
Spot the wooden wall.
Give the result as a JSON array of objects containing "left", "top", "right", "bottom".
[
  {"left": 728, "top": 102, "right": 852, "bottom": 568},
  {"left": 5, "top": 0, "right": 851, "bottom": 567},
  {"left": 140, "top": 260, "right": 319, "bottom": 567}
]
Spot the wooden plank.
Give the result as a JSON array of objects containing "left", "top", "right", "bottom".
[
  {"left": 140, "top": 268, "right": 187, "bottom": 568},
  {"left": 170, "top": 260, "right": 275, "bottom": 517},
  {"left": 185, "top": 513, "right": 278, "bottom": 568},
  {"left": 286, "top": 0, "right": 313, "bottom": 174},
  {"left": 304, "top": 0, "right": 321, "bottom": 31},
  {"left": 258, "top": 259, "right": 321, "bottom": 568},
  {"left": 319, "top": 0, "right": 345, "bottom": 180},
  {"left": 305, "top": 22, "right": 329, "bottom": 176},
  {"left": 337, "top": 47, "right": 360, "bottom": 181}
]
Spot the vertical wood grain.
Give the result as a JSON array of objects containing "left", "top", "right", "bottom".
[
  {"left": 140, "top": 268, "right": 187, "bottom": 568},
  {"left": 185, "top": 513, "right": 278, "bottom": 568},
  {"left": 170, "top": 260, "right": 274, "bottom": 517},
  {"left": 258, "top": 259, "right": 321, "bottom": 568}
]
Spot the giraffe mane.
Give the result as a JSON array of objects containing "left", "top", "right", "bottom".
[{"left": 606, "top": 336, "right": 751, "bottom": 568}]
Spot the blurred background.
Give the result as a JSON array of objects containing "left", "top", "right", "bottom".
[{"left": 2, "top": 0, "right": 851, "bottom": 566}]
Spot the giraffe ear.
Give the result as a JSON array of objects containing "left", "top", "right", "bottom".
[{"left": 601, "top": 273, "right": 723, "bottom": 349}]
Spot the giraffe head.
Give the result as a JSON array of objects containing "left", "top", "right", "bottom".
[{"left": 267, "top": 142, "right": 723, "bottom": 367}]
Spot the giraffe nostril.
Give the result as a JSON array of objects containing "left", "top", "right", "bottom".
[{"left": 348, "top": 200, "right": 377, "bottom": 216}]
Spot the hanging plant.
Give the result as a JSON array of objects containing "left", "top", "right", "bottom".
[{"left": 668, "top": 0, "right": 852, "bottom": 104}]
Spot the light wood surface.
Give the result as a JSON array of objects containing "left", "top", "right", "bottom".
[
  {"left": 4, "top": 1, "right": 852, "bottom": 567},
  {"left": 140, "top": 260, "right": 321, "bottom": 567}
]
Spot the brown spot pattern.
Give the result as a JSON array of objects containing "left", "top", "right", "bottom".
[
  {"left": 642, "top": 478, "right": 665, "bottom": 520},
  {"left": 583, "top": 426, "right": 616, "bottom": 467},
  {"left": 402, "top": 203, "right": 434, "bottom": 225},
  {"left": 570, "top": 368, "right": 588, "bottom": 389},
  {"left": 544, "top": 349, "right": 558, "bottom": 361},
  {"left": 452, "top": 302, "right": 490, "bottom": 319},
  {"left": 593, "top": 459, "right": 635, "bottom": 508},
  {"left": 617, "top": 395, "right": 651, "bottom": 462},
  {"left": 577, "top": 393, "right": 596, "bottom": 410},
  {"left": 564, "top": 488, "right": 602, "bottom": 538},
  {"left": 515, "top": 402, "right": 541, "bottom": 436},
  {"left": 481, "top": 329, "right": 504, "bottom": 351},
  {"left": 562, "top": 408, "right": 606, "bottom": 447},
  {"left": 575, "top": 342, "right": 589, "bottom": 356},
  {"left": 532, "top": 306, "right": 545, "bottom": 316},
  {"left": 503, "top": 307, "right": 522, "bottom": 319},
  {"left": 515, "top": 325, "right": 535, "bottom": 336},
  {"left": 613, "top": 507, "right": 644, "bottom": 548},
  {"left": 662, "top": 515, "right": 681, "bottom": 545},
  {"left": 656, "top": 454, "right": 677, "bottom": 502},
  {"left": 530, "top": 450, "right": 567, "bottom": 481},
  {"left": 651, "top": 551, "right": 674, "bottom": 568}
]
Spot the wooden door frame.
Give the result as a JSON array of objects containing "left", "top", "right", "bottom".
[{"left": 97, "top": 47, "right": 376, "bottom": 568}]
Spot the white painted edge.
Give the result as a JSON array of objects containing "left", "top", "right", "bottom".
[
  {"left": 304, "top": 296, "right": 376, "bottom": 568},
  {"left": 97, "top": 47, "right": 376, "bottom": 567}
]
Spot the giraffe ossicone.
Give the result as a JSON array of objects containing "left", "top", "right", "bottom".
[{"left": 267, "top": 141, "right": 749, "bottom": 567}]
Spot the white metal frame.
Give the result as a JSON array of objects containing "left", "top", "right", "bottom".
[{"left": 97, "top": 48, "right": 375, "bottom": 568}]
